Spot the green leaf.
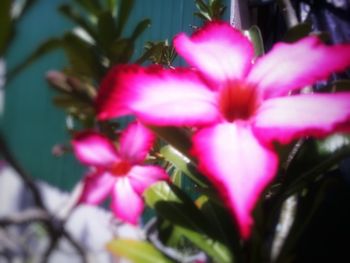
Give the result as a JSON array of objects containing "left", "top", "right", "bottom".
[
  {"left": 144, "top": 182, "right": 233, "bottom": 263},
  {"left": 283, "top": 23, "right": 312, "bottom": 43},
  {"left": 317, "top": 133, "right": 350, "bottom": 155},
  {"left": 97, "top": 11, "right": 118, "bottom": 48},
  {"left": 108, "top": 38, "right": 133, "bottom": 64},
  {"left": 107, "top": 239, "right": 173, "bottom": 263},
  {"left": 198, "top": 196, "right": 240, "bottom": 248},
  {"left": 62, "top": 32, "right": 103, "bottom": 79},
  {"left": 107, "top": 0, "right": 118, "bottom": 16},
  {"left": 0, "top": 0, "right": 13, "bottom": 55},
  {"left": 245, "top": 25, "right": 264, "bottom": 57},
  {"left": 115, "top": 0, "right": 134, "bottom": 37},
  {"left": 174, "top": 226, "right": 233, "bottom": 263},
  {"left": 144, "top": 182, "right": 181, "bottom": 209},
  {"left": 59, "top": 4, "right": 97, "bottom": 40},
  {"left": 160, "top": 145, "right": 207, "bottom": 187},
  {"left": 74, "top": 0, "right": 102, "bottom": 16},
  {"left": 7, "top": 38, "right": 62, "bottom": 81},
  {"left": 130, "top": 19, "right": 151, "bottom": 41}
]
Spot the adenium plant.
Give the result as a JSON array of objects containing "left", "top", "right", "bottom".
[{"left": 94, "top": 21, "right": 350, "bottom": 240}]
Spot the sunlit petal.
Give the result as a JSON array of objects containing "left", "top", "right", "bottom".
[
  {"left": 174, "top": 21, "right": 254, "bottom": 86},
  {"left": 80, "top": 171, "right": 115, "bottom": 204},
  {"left": 72, "top": 132, "right": 120, "bottom": 166},
  {"left": 118, "top": 122, "right": 155, "bottom": 164},
  {"left": 97, "top": 64, "right": 219, "bottom": 125},
  {"left": 95, "top": 66, "right": 133, "bottom": 120},
  {"left": 248, "top": 36, "right": 350, "bottom": 99},
  {"left": 192, "top": 123, "right": 278, "bottom": 239},
  {"left": 254, "top": 93, "right": 350, "bottom": 144},
  {"left": 128, "top": 165, "right": 168, "bottom": 195},
  {"left": 111, "top": 178, "right": 144, "bottom": 225}
]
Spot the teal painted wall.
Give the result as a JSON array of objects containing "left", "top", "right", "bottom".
[{"left": 1, "top": 0, "right": 230, "bottom": 190}]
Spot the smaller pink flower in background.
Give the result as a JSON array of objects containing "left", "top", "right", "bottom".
[
  {"left": 72, "top": 122, "right": 168, "bottom": 224},
  {"left": 95, "top": 21, "right": 350, "bottom": 238}
]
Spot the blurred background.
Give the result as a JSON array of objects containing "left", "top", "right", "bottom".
[{"left": 0, "top": 0, "right": 229, "bottom": 191}]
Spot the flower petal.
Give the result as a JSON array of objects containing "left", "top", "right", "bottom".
[
  {"left": 128, "top": 165, "right": 168, "bottom": 195},
  {"left": 248, "top": 36, "right": 350, "bottom": 99},
  {"left": 119, "top": 122, "right": 155, "bottom": 164},
  {"left": 80, "top": 171, "right": 115, "bottom": 205},
  {"left": 254, "top": 93, "right": 350, "bottom": 144},
  {"left": 174, "top": 21, "right": 254, "bottom": 85},
  {"left": 111, "top": 178, "right": 144, "bottom": 224},
  {"left": 191, "top": 123, "right": 278, "bottom": 239},
  {"left": 95, "top": 66, "right": 133, "bottom": 120},
  {"left": 97, "top": 64, "right": 220, "bottom": 126},
  {"left": 72, "top": 132, "right": 120, "bottom": 166}
]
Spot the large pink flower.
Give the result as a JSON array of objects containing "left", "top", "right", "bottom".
[
  {"left": 95, "top": 21, "right": 350, "bottom": 238},
  {"left": 72, "top": 122, "right": 168, "bottom": 224}
]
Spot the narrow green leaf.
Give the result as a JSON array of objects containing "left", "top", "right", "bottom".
[
  {"left": 130, "top": 19, "right": 151, "bottom": 41},
  {"left": 74, "top": 0, "right": 102, "bottom": 16},
  {"left": 175, "top": 226, "right": 233, "bottom": 263},
  {"left": 108, "top": 38, "right": 133, "bottom": 63},
  {"left": 144, "top": 182, "right": 181, "bottom": 209},
  {"left": 59, "top": 4, "right": 97, "bottom": 40},
  {"left": 0, "top": 0, "right": 13, "bottom": 55},
  {"left": 97, "top": 11, "right": 117, "bottom": 48},
  {"left": 160, "top": 145, "right": 207, "bottom": 187},
  {"left": 245, "top": 25, "right": 264, "bottom": 57},
  {"left": 107, "top": 0, "right": 118, "bottom": 16},
  {"left": 115, "top": 0, "right": 134, "bottom": 37},
  {"left": 107, "top": 239, "right": 173, "bottom": 263},
  {"left": 62, "top": 32, "right": 103, "bottom": 79}
]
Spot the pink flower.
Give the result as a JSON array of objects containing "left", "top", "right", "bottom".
[
  {"left": 72, "top": 122, "right": 168, "bottom": 224},
  {"left": 95, "top": 21, "right": 350, "bottom": 238}
]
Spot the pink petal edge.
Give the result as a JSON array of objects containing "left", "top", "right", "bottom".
[
  {"left": 128, "top": 165, "right": 169, "bottom": 195},
  {"left": 254, "top": 93, "right": 350, "bottom": 144},
  {"left": 111, "top": 177, "right": 144, "bottom": 225},
  {"left": 98, "top": 64, "right": 220, "bottom": 126},
  {"left": 72, "top": 132, "right": 120, "bottom": 166},
  {"left": 174, "top": 21, "right": 254, "bottom": 86},
  {"left": 80, "top": 171, "right": 115, "bottom": 205},
  {"left": 248, "top": 36, "right": 350, "bottom": 99},
  {"left": 191, "top": 123, "right": 278, "bottom": 239},
  {"left": 118, "top": 122, "right": 155, "bottom": 164}
]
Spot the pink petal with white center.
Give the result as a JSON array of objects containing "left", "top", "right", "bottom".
[
  {"left": 128, "top": 165, "right": 168, "bottom": 195},
  {"left": 95, "top": 66, "right": 133, "bottom": 120},
  {"left": 248, "top": 36, "right": 350, "bottom": 99},
  {"left": 119, "top": 122, "right": 155, "bottom": 164},
  {"left": 97, "top": 64, "right": 220, "bottom": 126},
  {"left": 254, "top": 93, "right": 350, "bottom": 144},
  {"left": 111, "top": 177, "right": 144, "bottom": 224},
  {"left": 174, "top": 21, "right": 254, "bottom": 85},
  {"left": 191, "top": 123, "right": 278, "bottom": 239},
  {"left": 80, "top": 171, "right": 115, "bottom": 205},
  {"left": 72, "top": 132, "right": 120, "bottom": 166}
]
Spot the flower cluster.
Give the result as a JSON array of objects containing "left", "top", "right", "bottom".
[{"left": 76, "top": 21, "right": 350, "bottom": 239}]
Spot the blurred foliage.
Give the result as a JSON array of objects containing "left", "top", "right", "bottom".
[
  {"left": 194, "top": 0, "right": 226, "bottom": 22},
  {"left": 8, "top": 0, "right": 153, "bottom": 130},
  {"left": 0, "top": 0, "right": 38, "bottom": 56}
]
